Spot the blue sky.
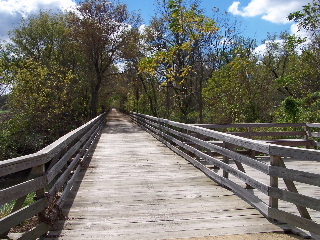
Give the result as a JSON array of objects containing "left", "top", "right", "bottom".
[
  {"left": 0, "top": 0, "right": 313, "bottom": 45},
  {"left": 121, "top": 0, "right": 312, "bottom": 44}
]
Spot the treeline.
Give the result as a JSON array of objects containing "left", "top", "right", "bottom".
[{"left": 0, "top": 0, "right": 319, "bottom": 160}]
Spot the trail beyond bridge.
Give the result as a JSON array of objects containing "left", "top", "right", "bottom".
[
  {"left": 2, "top": 109, "right": 320, "bottom": 240},
  {"left": 45, "top": 109, "right": 285, "bottom": 239}
]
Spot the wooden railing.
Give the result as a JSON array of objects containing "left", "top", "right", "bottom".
[
  {"left": 192, "top": 123, "right": 317, "bottom": 148},
  {"left": 0, "top": 113, "right": 106, "bottom": 239},
  {"left": 131, "top": 112, "right": 320, "bottom": 239}
]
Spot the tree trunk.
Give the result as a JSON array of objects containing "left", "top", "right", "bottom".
[{"left": 90, "top": 74, "right": 102, "bottom": 118}]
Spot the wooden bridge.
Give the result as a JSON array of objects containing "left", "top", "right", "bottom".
[{"left": 1, "top": 109, "right": 320, "bottom": 239}]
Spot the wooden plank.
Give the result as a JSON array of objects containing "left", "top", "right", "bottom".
[
  {"left": 0, "top": 114, "right": 105, "bottom": 179},
  {"left": 269, "top": 166, "right": 320, "bottom": 187},
  {"left": 0, "top": 199, "right": 47, "bottom": 235},
  {"left": 0, "top": 153, "right": 46, "bottom": 178},
  {"left": 17, "top": 222, "right": 50, "bottom": 240},
  {"left": 46, "top": 121, "right": 102, "bottom": 183},
  {"left": 193, "top": 123, "right": 306, "bottom": 129},
  {"left": 47, "top": 154, "right": 81, "bottom": 201},
  {"left": 310, "top": 132, "right": 320, "bottom": 137},
  {"left": 269, "top": 145, "right": 320, "bottom": 161},
  {"left": 230, "top": 131, "right": 307, "bottom": 137},
  {"left": 57, "top": 165, "right": 81, "bottom": 207},
  {"left": 278, "top": 159, "right": 312, "bottom": 220},
  {"left": 306, "top": 123, "right": 320, "bottom": 128},
  {"left": 46, "top": 224, "right": 282, "bottom": 240},
  {"left": 269, "top": 155, "right": 280, "bottom": 209},
  {"left": 0, "top": 177, "right": 46, "bottom": 206},
  {"left": 39, "top": 114, "right": 104, "bottom": 156},
  {"left": 134, "top": 113, "right": 320, "bottom": 237},
  {"left": 268, "top": 208, "right": 320, "bottom": 235},
  {"left": 269, "top": 187, "right": 320, "bottom": 211}
]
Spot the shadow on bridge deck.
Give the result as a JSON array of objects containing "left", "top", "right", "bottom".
[{"left": 44, "top": 109, "right": 288, "bottom": 240}]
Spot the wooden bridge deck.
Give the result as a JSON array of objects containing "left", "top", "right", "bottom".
[{"left": 46, "top": 109, "right": 283, "bottom": 240}]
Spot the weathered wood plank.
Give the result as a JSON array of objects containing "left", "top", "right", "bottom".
[
  {"left": 0, "top": 199, "right": 47, "bottom": 235},
  {"left": 0, "top": 114, "right": 105, "bottom": 179},
  {"left": 269, "top": 145, "right": 320, "bottom": 161},
  {"left": 269, "top": 187, "right": 320, "bottom": 211},
  {"left": 306, "top": 123, "right": 320, "bottom": 128},
  {"left": 228, "top": 131, "right": 307, "bottom": 137},
  {"left": 268, "top": 208, "right": 320, "bottom": 235},
  {"left": 0, "top": 177, "right": 46, "bottom": 206},
  {"left": 0, "top": 153, "right": 46, "bottom": 178},
  {"left": 194, "top": 123, "right": 306, "bottom": 129},
  {"left": 17, "top": 222, "right": 50, "bottom": 240},
  {"left": 269, "top": 165, "right": 320, "bottom": 186}
]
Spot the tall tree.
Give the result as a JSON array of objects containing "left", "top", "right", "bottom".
[
  {"left": 71, "top": 0, "right": 139, "bottom": 117},
  {"left": 139, "top": 0, "right": 218, "bottom": 122},
  {"left": 0, "top": 11, "right": 87, "bottom": 159}
]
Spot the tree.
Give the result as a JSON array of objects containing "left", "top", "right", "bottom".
[
  {"left": 203, "top": 54, "right": 278, "bottom": 123},
  {"left": 70, "top": 0, "right": 139, "bottom": 117},
  {"left": 288, "top": 0, "right": 320, "bottom": 40},
  {"left": 0, "top": 11, "right": 87, "bottom": 159},
  {"left": 139, "top": 0, "right": 218, "bottom": 122}
]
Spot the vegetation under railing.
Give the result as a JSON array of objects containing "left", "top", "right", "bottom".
[
  {"left": 0, "top": 113, "right": 106, "bottom": 240},
  {"left": 131, "top": 112, "right": 320, "bottom": 239}
]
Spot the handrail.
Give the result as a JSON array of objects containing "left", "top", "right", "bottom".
[
  {"left": 0, "top": 113, "right": 106, "bottom": 239},
  {"left": 131, "top": 112, "right": 320, "bottom": 238}
]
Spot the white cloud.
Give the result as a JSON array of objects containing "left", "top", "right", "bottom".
[
  {"left": 290, "top": 23, "right": 311, "bottom": 39},
  {"left": 138, "top": 24, "right": 147, "bottom": 34},
  {"left": 228, "top": 0, "right": 312, "bottom": 24},
  {"left": 253, "top": 39, "right": 284, "bottom": 57},
  {"left": 0, "top": 0, "right": 77, "bottom": 40}
]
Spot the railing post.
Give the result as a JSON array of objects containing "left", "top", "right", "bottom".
[
  {"left": 32, "top": 164, "right": 47, "bottom": 222},
  {"left": 269, "top": 155, "right": 280, "bottom": 209},
  {"left": 222, "top": 142, "right": 231, "bottom": 179},
  {"left": 248, "top": 126, "right": 253, "bottom": 139}
]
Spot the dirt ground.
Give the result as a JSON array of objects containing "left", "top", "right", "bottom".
[{"left": 171, "top": 232, "right": 305, "bottom": 240}]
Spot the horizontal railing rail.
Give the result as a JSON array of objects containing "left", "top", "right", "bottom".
[
  {"left": 131, "top": 112, "right": 320, "bottom": 239},
  {"left": 0, "top": 113, "right": 106, "bottom": 239},
  {"left": 191, "top": 123, "right": 316, "bottom": 148}
]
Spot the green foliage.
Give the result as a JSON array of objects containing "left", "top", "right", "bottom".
[
  {"left": 288, "top": 0, "right": 320, "bottom": 34},
  {"left": 138, "top": 0, "right": 218, "bottom": 122},
  {"left": 283, "top": 97, "right": 300, "bottom": 122},
  {"left": 0, "top": 58, "right": 88, "bottom": 160},
  {"left": 72, "top": 0, "right": 139, "bottom": 117},
  {"left": 203, "top": 56, "right": 277, "bottom": 123},
  {"left": 0, "top": 114, "right": 45, "bottom": 160},
  {"left": 0, "top": 11, "right": 89, "bottom": 160}
]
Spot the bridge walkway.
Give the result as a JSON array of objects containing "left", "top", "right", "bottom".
[{"left": 45, "top": 109, "right": 283, "bottom": 240}]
